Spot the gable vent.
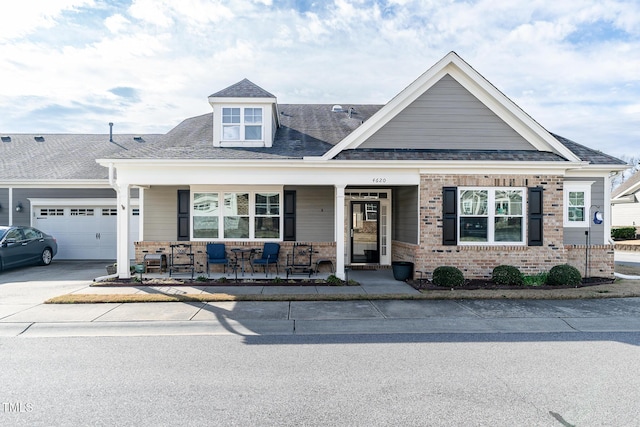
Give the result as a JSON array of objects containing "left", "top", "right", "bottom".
[
  {"left": 1, "top": 136, "right": 10, "bottom": 142},
  {"left": 34, "top": 136, "right": 45, "bottom": 142}
]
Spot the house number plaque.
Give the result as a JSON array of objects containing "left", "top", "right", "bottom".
[{"left": 372, "top": 178, "right": 387, "bottom": 183}]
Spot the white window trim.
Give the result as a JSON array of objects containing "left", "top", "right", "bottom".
[
  {"left": 458, "top": 187, "right": 527, "bottom": 246},
  {"left": 190, "top": 186, "right": 282, "bottom": 241},
  {"left": 563, "top": 181, "right": 594, "bottom": 227},
  {"left": 221, "top": 106, "right": 264, "bottom": 142}
]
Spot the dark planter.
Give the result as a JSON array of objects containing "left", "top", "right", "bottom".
[{"left": 392, "top": 261, "right": 414, "bottom": 281}]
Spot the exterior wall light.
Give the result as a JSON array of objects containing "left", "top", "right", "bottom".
[{"left": 15, "top": 202, "right": 23, "bottom": 212}]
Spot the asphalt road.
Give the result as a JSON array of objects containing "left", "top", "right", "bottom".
[{"left": 2, "top": 333, "right": 640, "bottom": 426}]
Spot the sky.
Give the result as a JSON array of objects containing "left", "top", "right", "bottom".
[{"left": 0, "top": 0, "right": 638, "bottom": 160}]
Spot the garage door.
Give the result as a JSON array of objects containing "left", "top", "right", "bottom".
[{"left": 33, "top": 205, "right": 139, "bottom": 260}]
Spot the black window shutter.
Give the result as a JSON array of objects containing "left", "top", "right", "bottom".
[
  {"left": 442, "top": 187, "right": 457, "bottom": 245},
  {"left": 177, "top": 190, "right": 190, "bottom": 241},
  {"left": 528, "top": 187, "right": 543, "bottom": 246},
  {"left": 283, "top": 190, "right": 296, "bottom": 241}
]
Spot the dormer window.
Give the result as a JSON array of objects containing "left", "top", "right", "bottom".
[{"left": 222, "top": 107, "right": 263, "bottom": 141}]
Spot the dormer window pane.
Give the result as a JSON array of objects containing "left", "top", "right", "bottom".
[
  {"left": 245, "top": 126, "right": 261, "bottom": 140},
  {"left": 223, "top": 125, "right": 240, "bottom": 140},
  {"left": 222, "top": 108, "right": 240, "bottom": 124},
  {"left": 244, "top": 108, "right": 262, "bottom": 124}
]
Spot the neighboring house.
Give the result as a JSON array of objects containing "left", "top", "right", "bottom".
[
  {"left": 1, "top": 52, "right": 628, "bottom": 280},
  {"left": 0, "top": 133, "right": 161, "bottom": 259},
  {"left": 612, "top": 172, "right": 640, "bottom": 231}
]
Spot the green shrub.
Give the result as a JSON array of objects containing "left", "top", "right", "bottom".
[
  {"left": 611, "top": 227, "right": 637, "bottom": 240},
  {"left": 432, "top": 266, "right": 465, "bottom": 287},
  {"left": 492, "top": 265, "right": 524, "bottom": 286},
  {"left": 326, "top": 275, "right": 344, "bottom": 286},
  {"left": 271, "top": 276, "right": 284, "bottom": 284},
  {"left": 196, "top": 275, "right": 208, "bottom": 282},
  {"left": 547, "top": 264, "right": 582, "bottom": 286},
  {"left": 523, "top": 272, "right": 548, "bottom": 287},
  {"left": 217, "top": 276, "right": 229, "bottom": 283}
]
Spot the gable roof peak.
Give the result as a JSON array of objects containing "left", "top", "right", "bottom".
[{"left": 209, "top": 78, "right": 276, "bottom": 99}]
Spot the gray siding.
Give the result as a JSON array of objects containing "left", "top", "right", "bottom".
[
  {"left": 10, "top": 188, "right": 117, "bottom": 227},
  {"left": 563, "top": 177, "right": 605, "bottom": 245},
  {"left": 143, "top": 186, "right": 185, "bottom": 241},
  {"left": 0, "top": 189, "right": 8, "bottom": 225},
  {"left": 287, "top": 186, "right": 334, "bottom": 242},
  {"left": 360, "top": 74, "right": 536, "bottom": 150},
  {"left": 392, "top": 186, "right": 418, "bottom": 244}
]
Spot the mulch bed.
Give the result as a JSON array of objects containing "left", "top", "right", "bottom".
[{"left": 409, "top": 277, "right": 615, "bottom": 291}]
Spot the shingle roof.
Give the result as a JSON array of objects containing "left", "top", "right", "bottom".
[
  {"left": 0, "top": 133, "right": 162, "bottom": 180},
  {"left": 612, "top": 170, "right": 640, "bottom": 198},
  {"left": 209, "top": 78, "right": 276, "bottom": 98},
  {"left": 333, "top": 149, "right": 569, "bottom": 162},
  {"left": 106, "top": 104, "right": 384, "bottom": 160},
  {"left": 551, "top": 133, "right": 627, "bottom": 166},
  {"left": 0, "top": 105, "right": 626, "bottom": 180}
]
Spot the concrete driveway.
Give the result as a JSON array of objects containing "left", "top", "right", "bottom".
[{"left": 0, "top": 260, "right": 105, "bottom": 308}]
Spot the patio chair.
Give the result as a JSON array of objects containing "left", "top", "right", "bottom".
[
  {"left": 206, "top": 243, "right": 230, "bottom": 277},
  {"left": 251, "top": 242, "right": 280, "bottom": 277}
]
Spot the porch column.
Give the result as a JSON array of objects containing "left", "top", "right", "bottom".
[
  {"left": 335, "top": 184, "right": 346, "bottom": 280},
  {"left": 116, "top": 182, "right": 131, "bottom": 278}
]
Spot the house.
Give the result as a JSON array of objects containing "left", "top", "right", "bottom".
[
  {"left": 612, "top": 172, "right": 640, "bottom": 233},
  {"left": 1, "top": 52, "right": 627, "bottom": 280},
  {"left": 0, "top": 133, "right": 161, "bottom": 260}
]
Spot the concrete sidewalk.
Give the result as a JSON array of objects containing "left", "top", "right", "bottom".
[
  {"left": 4, "top": 296, "right": 640, "bottom": 337},
  {"left": 1, "top": 260, "right": 640, "bottom": 338}
]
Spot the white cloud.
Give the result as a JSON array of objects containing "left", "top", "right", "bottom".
[
  {"left": 0, "top": 0, "right": 94, "bottom": 41},
  {"left": 0, "top": 0, "right": 638, "bottom": 158},
  {"left": 104, "top": 13, "right": 131, "bottom": 33}
]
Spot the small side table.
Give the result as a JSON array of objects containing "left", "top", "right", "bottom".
[
  {"left": 231, "top": 248, "right": 253, "bottom": 277},
  {"left": 144, "top": 254, "right": 167, "bottom": 273}
]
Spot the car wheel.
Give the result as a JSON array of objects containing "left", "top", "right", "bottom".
[{"left": 41, "top": 248, "right": 53, "bottom": 266}]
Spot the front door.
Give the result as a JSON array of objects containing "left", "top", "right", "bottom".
[{"left": 350, "top": 201, "right": 380, "bottom": 263}]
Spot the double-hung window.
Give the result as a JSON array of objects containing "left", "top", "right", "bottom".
[
  {"left": 222, "top": 107, "right": 262, "bottom": 141},
  {"left": 459, "top": 188, "right": 525, "bottom": 244},
  {"left": 563, "top": 182, "right": 592, "bottom": 227},
  {"left": 192, "top": 189, "right": 280, "bottom": 240}
]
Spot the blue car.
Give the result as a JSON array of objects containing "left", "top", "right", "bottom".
[{"left": 0, "top": 226, "right": 58, "bottom": 271}]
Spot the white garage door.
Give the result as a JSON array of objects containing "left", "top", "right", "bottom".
[{"left": 33, "top": 204, "right": 139, "bottom": 260}]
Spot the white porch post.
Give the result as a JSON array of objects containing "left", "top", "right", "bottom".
[
  {"left": 335, "top": 185, "right": 346, "bottom": 280},
  {"left": 116, "top": 182, "right": 131, "bottom": 278},
  {"left": 8, "top": 187, "right": 13, "bottom": 226}
]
